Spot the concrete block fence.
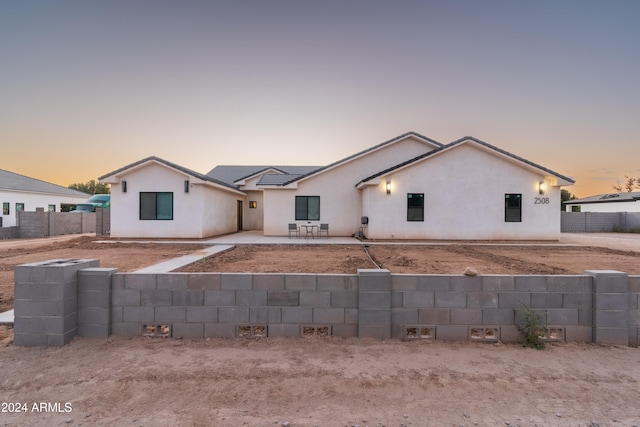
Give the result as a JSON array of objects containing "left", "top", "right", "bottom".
[
  {"left": 16, "top": 208, "right": 96, "bottom": 238},
  {"left": 561, "top": 211, "right": 640, "bottom": 233},
  {"left": 13, "top": 259, "right": 640, "bottom": 347}
]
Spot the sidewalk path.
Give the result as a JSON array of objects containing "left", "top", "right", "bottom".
[{"left": 560, "top": 232, "right": 640, "bottom": 253}]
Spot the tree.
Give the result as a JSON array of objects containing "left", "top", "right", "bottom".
[
  {"left": 68, "top": 180, "right": 110, "bottom": 195},
  {"left": 560, "top": 189, "right": 577, "bottom": 211},
  {"left": 613, "top": 175, "right": 639, "bottom": 193}
]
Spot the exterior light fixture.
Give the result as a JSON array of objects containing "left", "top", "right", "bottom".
[
  {"left": 386, "top": 180, "right": 391, "bottom": 195},
  {"left": 184, "top": 180, "right": 190, "bottom": 193},
  {"left": 538, "top": 181, "right": 546, "bottom": 195},
  {"left": 122, "top": 180, "right": 127, "bottom": 193}
]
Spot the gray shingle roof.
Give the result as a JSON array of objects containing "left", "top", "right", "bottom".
[
  {"left": 0, "top": 168, "right": 90, "bottom": 197},
  {"left": 207, "top": 165, "right": 321, "bottom": 187},
  {"left": 564, "top": 191, "right": 640, "bottom": 205},
  {"left": 98, "top": 156, "right": 242, "bottom": 192},
  {"left": 357, "top": 136, "right": 575, "bottom": 186}
]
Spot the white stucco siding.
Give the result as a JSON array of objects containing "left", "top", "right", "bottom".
[
  {"left": 242, "top": 190, "right": 264, "bottom": 230},
  {"left": 108, "top": 163, "right": 241, "bottom": 238},
  {"left": 362, "top": 144, "right": 561, "bottom": 240},
  {"left": 0, "top": 190, "right": 88, "bottom": 227},
  {"left": 262, "top": 135, "right": 436, "bottom": 236},
  {"left": 198, "top": 184, "right": 242, "bottom": 237}
]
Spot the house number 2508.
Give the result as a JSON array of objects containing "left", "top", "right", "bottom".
[{"left": 534, "top": 197, "right": 550, "bottom": 204}]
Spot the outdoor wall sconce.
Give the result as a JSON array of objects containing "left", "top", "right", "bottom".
[
  {"left": 184, "top": 180, "right": 190, "bottom": 193},
  {"left": 122, "top": 180, "right": 127, "bottom": 193},
  {"left": 249, "top": 201, "right": 257, "bottom": 209},
  {"left": 538, "top": 181, "right": 546, "bottom": 195},
  {"left": 386, "top": 180, "right": 391, "bottom": 195}
]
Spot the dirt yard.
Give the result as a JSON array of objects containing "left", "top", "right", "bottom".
[
  {"left": 1, "top": 236, "right": 640, "bottom": 426},
  {"left": 1, "top": 336, "right": 639, "bottom": 426},
  {"left": 177, "top": 243, "right": 640, "bottom": 275}
]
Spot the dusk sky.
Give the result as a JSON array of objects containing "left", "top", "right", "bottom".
[{"left": 1, "top": 1, "right": 638, "bottom": 197}]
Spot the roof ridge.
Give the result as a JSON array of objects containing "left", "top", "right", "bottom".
[
  {"left": 280, "top": 132, "right": 442, "bottom": 186},
  {"left": 358, "top": 136, "right": 575, "bottom": 186},
  {"left": 99, "top": 156, "right": 242, "bottom": 192}
]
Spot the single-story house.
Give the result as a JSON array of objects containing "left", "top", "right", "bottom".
[
  {"left": 0, "top": 168, "right": 90, "bottom": 228},
  {"left": 564, "top": 192, "right": 640, "bottom": 213},
  {"left": 99, "top": 132, "right": 574, "bottom": 240}
]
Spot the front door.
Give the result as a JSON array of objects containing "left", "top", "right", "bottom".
[{"left": 237, "top": 200, "right": 243, "bottom": 231}]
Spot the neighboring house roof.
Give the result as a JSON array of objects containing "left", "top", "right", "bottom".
[
  {"left": 98, "top": 156, "right": 243, "bottom": 193},
  {"left": 206, "top": 165, "right": 320, "bottom": 187},
  {"left": 564, "top": 191, "right": 640, "bottom": 205},
  {"left": 356, "top": 136, "right": 575, "bottom": 187},
  {"left": 0, "top": 168, "right": 90, "bottom": 197},
  {"left": 276, "top": 131, "right": 442, "bottom": 186}
]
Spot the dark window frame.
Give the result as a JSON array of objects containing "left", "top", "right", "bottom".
[
  {"left": 139, "top": 192, "right": 174, "bottom": 220},
  {"left": 15, "top": 203, "right": 24, "bottom": 212},
  {"left": 295, "top": 196, "right": 320, "bottom": 221},
  {"left": 505, "top": 193, "right": 522, "bottom": 222},
  {"left": 407, "top": 193, "right": 424, "bottom": 222},
  {"left": 2, "top": 202, "right": 8, "bottom": 215}
]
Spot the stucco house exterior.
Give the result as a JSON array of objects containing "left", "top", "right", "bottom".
[
  {"left": 99, "top": 132, "right": 574, "bottom": 240},
  {"left": 0, "top": 168, "right": 90, "bottom": 228},
  {"left": 563, "top": 192, "right": 640, "bottom": 213}
]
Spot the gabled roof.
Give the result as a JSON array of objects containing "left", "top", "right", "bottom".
[
  {"left": 276, "top": 131, "right": 442, "bottom": 186},
  {"left": 207, "top": 165, "right": 320, "bottom": 187},
  {"left": 0, "top": 168, "right": 90, "bottom": 197},
  {"left": 564, "top": 191, "right": 640, "bottom": 205},
  {"left": 357, "top": 136, "right": 575, "bottom": 187},
  {"left": 98, "top": 156, "right": 243, "bottom": 193}
]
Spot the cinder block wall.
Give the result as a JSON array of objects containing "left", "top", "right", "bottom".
[
  {"left": 14, "top": 259, "right": 100, "bottom": 346},
  {"left": 17, "top": 209, "right": 47, "bottom": 238},
  {"left": 15, "top": 260, "right": 640, "bottom": 347},
  {"left": 0, "top": 226, "right": 19, "bottom": 239},
  {"left": 391, "top": 274, "right": 594, "bottom": 343},
  {"left": 109, "top": 272, "right": 359, "bottom": 339},
  {"left": 629, "top": 275, "right": 640, "bottom": 347},
  {"left": 95, "top": 208, "right": 110, "bottom": 236},
  {"left": 561, "top": 212, "right": 640, "bottom": 232},
  {"left": 17, "top": 210, "right": 96, "bottom": 237}
]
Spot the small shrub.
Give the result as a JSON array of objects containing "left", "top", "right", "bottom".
[{"left": 515, "top": 302, "right": 548, "bottom": 350}]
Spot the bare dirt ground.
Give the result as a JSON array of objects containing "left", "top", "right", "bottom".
[
  {"left": 1, "top": 236, "right": 640, "bottom": 426},
  {"left": 0, "top": 236, "right": 207, "bottom": 313},
  {"left": 177, "top": 243, "right": 640, "bottom": 275},
  {"left": 1, "top": 337, "right": 639, "bottom": 426}
]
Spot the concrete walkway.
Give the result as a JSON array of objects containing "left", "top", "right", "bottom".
[
  {"left": 560, "top": 232, "right": 640, "bottom": 253},
  {"left": 0, "top": 309, "right": 13, "bottom": 325},
  {"left": 134, "top": 245, "right": 234, "bottom": 273}
]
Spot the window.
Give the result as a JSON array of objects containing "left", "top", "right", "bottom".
[
  {"left": 505, "top": 194, "right": 521, "bottom": 222},
  {"left": 407, "top": 193, "right": 424, "bottom": 221},
  {"left": 48, "top": 205, "right": 56, "bottom": 212},
  {"left": 295, "top": 196, "right": 320, "bottom": 221},
  {"left": 140, "top": 192, "right": 173, "bottom": 220},
  {"left": 2, "top": 203, "right": 8, "bottom": 215},
  {"left": 249, "top": 201, "right": 257, "bottom": 209},
  {"left": 16, "top": 203, "right": 24, "bottom": 212}
]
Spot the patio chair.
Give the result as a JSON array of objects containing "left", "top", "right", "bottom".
[
  {"left": 318, "top": 223, "right": 329, "bottom": 238},
  {"left": 288, "top": 223, "right": 300, "bottom": 239}
]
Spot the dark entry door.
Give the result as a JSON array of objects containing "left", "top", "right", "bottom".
[{"left": 237, "top": 200, "right": 243, "bottom": 231}]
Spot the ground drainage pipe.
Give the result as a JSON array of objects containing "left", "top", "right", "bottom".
[{"left": 363, "top": 245, "right": 381, "bottom": 269}]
